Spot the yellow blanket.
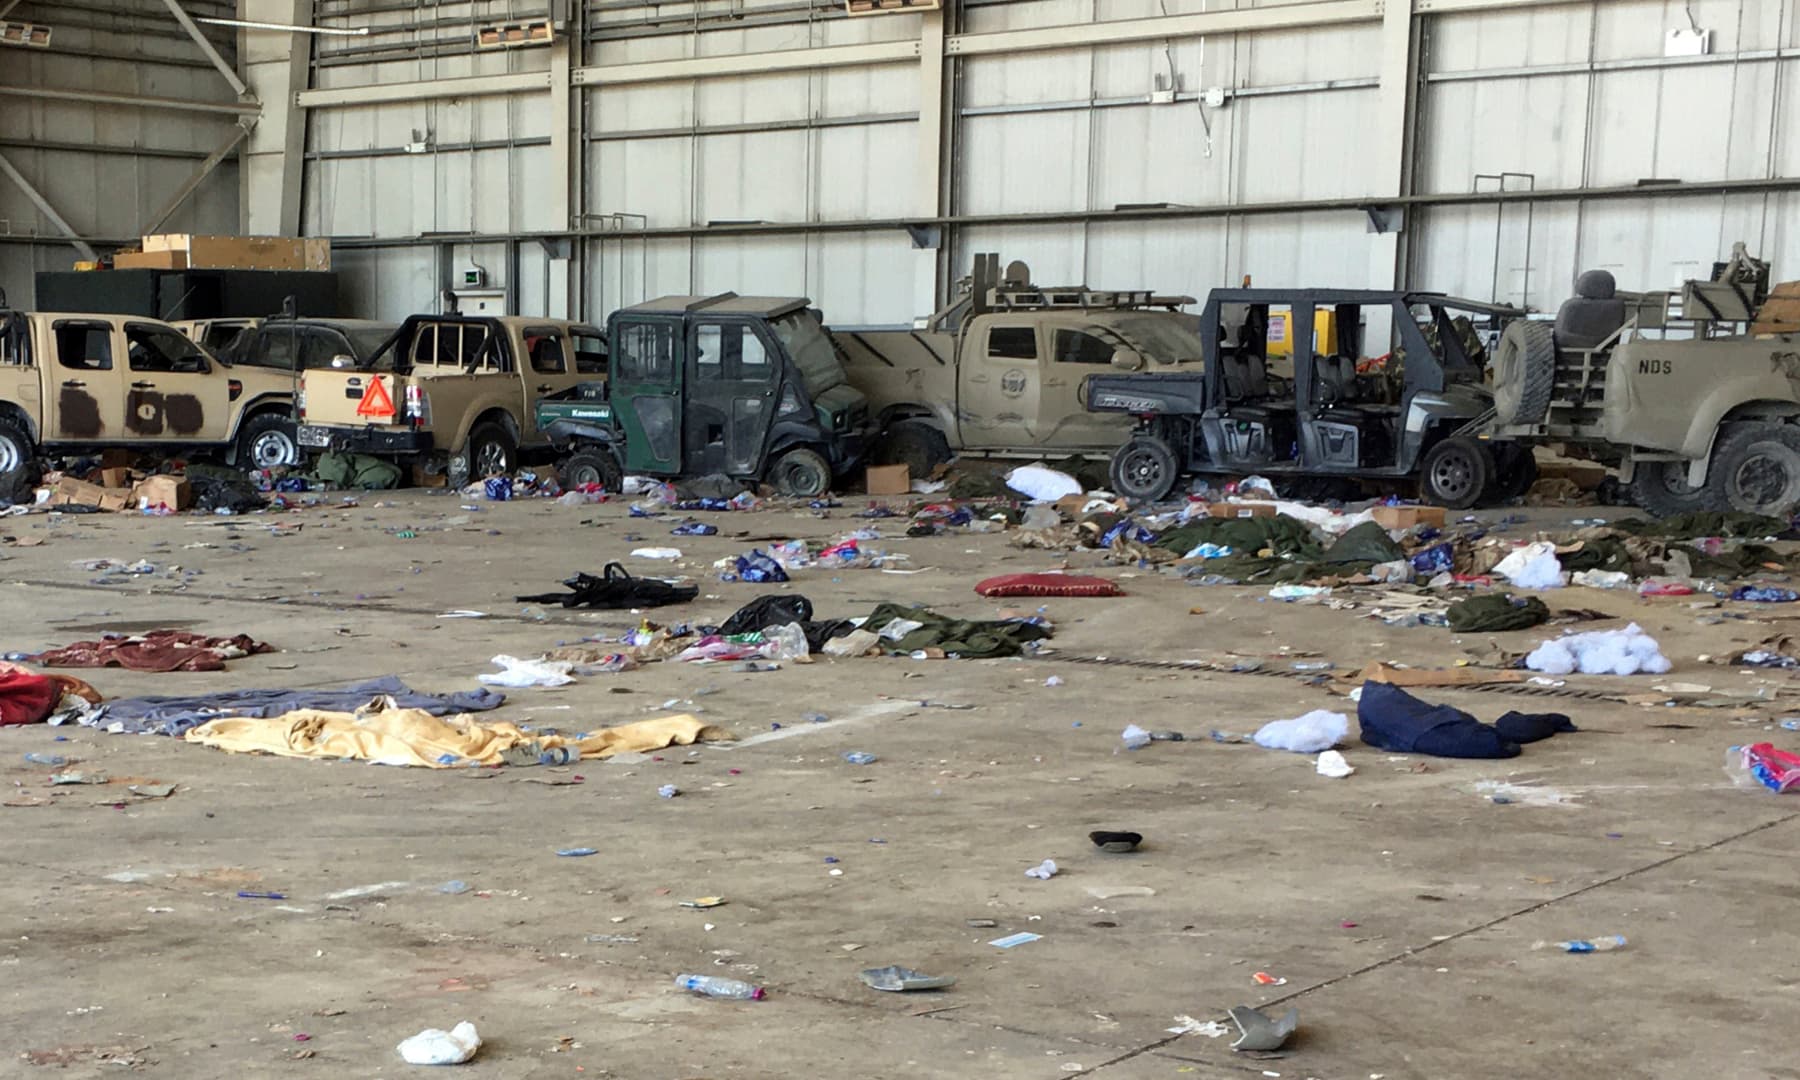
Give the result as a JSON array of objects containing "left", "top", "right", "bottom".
[{"left": 183, "top": 706, "right": 727, "bottom": 768}]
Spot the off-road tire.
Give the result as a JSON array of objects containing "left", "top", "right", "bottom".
[
  {"left": 769, "top": 447, "right": 832, "bottom": 498},
  {"left": 1420, "top": 437, "right": 1493, "bottom": 510},
  {"left": 561, "top": 448, "right": 622, "bottom": 493},
  {"left": 1491, "top": 320, "right": 1557, "bottom": 426},
  {"left": 449, "top": 422, "right": 517, "bottom": 488},
  {"left": 871, "top": 419, "right": 951, "bottom": 481},
  {"left": 236, "top": 412, "right": 301, "bottom": 470},
  {"left": 1488, "top": 442, "right": 1540, "bottom": 502},
  {"left": 0, "top": 417, "right": 34, "bottom": 474},
  {"left": 1629, "top": 459, "right": 1718, "bottom": 516},
  {"left": 1110, "top": 435, "right": 1179, "bottom": 504},
  {"left": 1708, "top": 422, "right": 1800, "bottom": 516}
]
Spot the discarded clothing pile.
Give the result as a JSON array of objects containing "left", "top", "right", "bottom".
[
  {"left": 1612, "top": 511, "right": 1790, "bottom": 540},
  {"left": 517, "top": 563, "right": 698, "bottom": 610},
  {"left": 184, "top": 706, "right": 725, "bottom": 768},
  {"left": 185, "top": 464, "right": 268, "bottom": 513},
  {"left": 32, "top": 630, "right": 273, "bottom": 673},
  {"left": 711, "top": 594, "right": 856, "bottom": 653},
  {"left": 860, "top": 602, "right": 1051, "bottom": 659},
  {"left": 1357, "top": 681, "right": 1576, "bottom": 759},
  {"left": 0, "top": 665, "right": 101, "bottom": 726},
  {"left": 62, "top": 676, "right": 505, "bottom": 737},
  {"left": 1447, "top": 593, "right": 1550, "bottom": 633},
  {"left": 313, "top": 451, "right": 403, "bottom": 491}
]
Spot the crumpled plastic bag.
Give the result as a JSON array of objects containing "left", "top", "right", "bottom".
[
  {"left": 1493, "top": 541, "right": 1565, "bottom": 589},
  {"left": 1253, "top": 709, "right": 1349, "bottom": 753},
  {"left": 1525, "top": 623, "right": 1670, "bottom": 676},
  {"left": 397, "top": 1020, "right": 481, "bottom": 1065},
  {"left": 478, "top": 654, "right": 576, "bottom": 688},
  {"left": 1005, "top": 465, "right": 1083, "bottom": 502}
]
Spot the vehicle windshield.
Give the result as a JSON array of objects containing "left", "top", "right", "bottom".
[
  {"left": 770, "top": 310, "right": 845, "bottom": 395},
  {"left": 1093, "top": 314, "right": 1205, "bottom": 364},
  {"left": 343, "top": 326, "right": 396, "bottom": 364}
]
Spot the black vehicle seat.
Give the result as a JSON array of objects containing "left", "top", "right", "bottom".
[
  {"left": 1554, "top": 269, "right": 1628, "bottom": 351},
  {"left": 1221, "top": 351, "right": 1269, "bottom": 402}
]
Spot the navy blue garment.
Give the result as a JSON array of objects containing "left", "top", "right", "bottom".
[
  {"left": 1356, "top": 681, "right": 1520, "bottom": 759},
  {"left": 78, "top": 677, "right": 506, "bottom": 737},
  {"left": 1494, "top": 710, "right": 1577, "bottom": 744}
]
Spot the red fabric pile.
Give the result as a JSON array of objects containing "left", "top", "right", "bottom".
[
  {"left": 32, "top": 631, "right": 273, "bottom": 673},
  {"left": 0, "top": 665, "right": 102, "bottom": 726},
  {"left": 974, "top": 573, "right": 1124, "bottom": 598}
]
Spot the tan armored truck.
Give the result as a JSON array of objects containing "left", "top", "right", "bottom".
[
  {"left": 1483, "top": 245, "right": 1800, "bottom": 515},
  {"left": 832, "top": 255, "right": 1206, "bottom": 476},
  {"left": 0, "top": 299, "right": 301, "bottom": 471}
]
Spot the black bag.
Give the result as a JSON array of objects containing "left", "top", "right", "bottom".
[{"left": 517, "top": 562, "right": 698, "bottom": 610}]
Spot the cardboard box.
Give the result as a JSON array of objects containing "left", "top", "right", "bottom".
[
  {"left": 97, "top": 490, "right": 131, "bottom": 513},
  {"left": 113, "top": 250, "right": 188, "bottom": 270},
  {"left": 1370, "top": 505, "right": 1447, "bottom": 530},
  {"left": 411, "top": 463, "right": 447, "bottom": 488},
  {"left": 864, "top": 463, "right": 911, "bottom": 496},
  {"left": 132, "top": 475, "right": 192, "bottom": 511},
  {"left": 51, "top": 476, "right": 109, "bottom": 508},
  {"left": 98, "top": 466, "right": 133, "bottom": 490},
  {"left": 142, "top": 234, "right": 329, "bottom": 272},
  {"left": 1207, "top": 502, "right": 1277, "bottom": 519}
]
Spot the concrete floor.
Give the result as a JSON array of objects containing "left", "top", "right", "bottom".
[{"left": 3, "top": 492, "right": 1797, "bottom": 1079}]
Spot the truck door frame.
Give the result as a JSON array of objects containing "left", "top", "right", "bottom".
[{"left": 609, "top": 315, "right": 685, "bottom": 474}]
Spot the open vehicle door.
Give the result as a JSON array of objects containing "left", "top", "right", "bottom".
[{"left": 609, "top": 316, "right": 683, "bottom": 474}]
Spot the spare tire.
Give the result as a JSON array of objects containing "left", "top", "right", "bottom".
[{"left": 1491, "top": 320, "right": 1557, "bottom": 426}]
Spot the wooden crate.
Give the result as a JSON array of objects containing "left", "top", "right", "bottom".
[{"left": 1750, "top": 281, "right": 1800, "bottom": 336}]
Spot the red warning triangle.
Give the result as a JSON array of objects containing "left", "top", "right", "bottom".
[{"left": 356, "top": 375, "right": 396, "bottom": 419}]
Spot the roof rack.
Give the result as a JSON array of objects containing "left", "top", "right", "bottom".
[{"left": 987, "top": 285, "right": 1192, "bottom": 311}]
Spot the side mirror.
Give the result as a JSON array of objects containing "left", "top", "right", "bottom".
[
  {"left": 330, "top": 354, "right": 355, "bottom": 369},
  {"left": 1111, "top": 348, "right": 1145, "bottom": 371}
]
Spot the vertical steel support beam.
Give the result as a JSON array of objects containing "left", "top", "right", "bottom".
[
  {"left": 162, "top": 0, "right": 252, "bottom": 98},
  {"left": 0, "top": 151, "right": 98, "bottom": 261},
  {"left": 1366, "top": 0, "right": 1417, "bottom": 289},
  {"left": 917, "top": 4, "right": 950, "bottom": 308},
  {"left": 238, "top": 0, "right": 309, "bottom": 235},
  {"left": 549, "top": 22, "right": 577, "bottom": 318}
]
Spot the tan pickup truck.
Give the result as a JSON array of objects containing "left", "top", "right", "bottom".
[
  {"left": 0, "top": 305, "right": 301, "bottom": 472},
  {"left": 297, "top": 314, "right": 605, "bottom": 486}
]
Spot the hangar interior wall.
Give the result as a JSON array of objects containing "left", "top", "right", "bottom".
[{"left": 5, "top": 1, "right": 1798, "bottom": 325}]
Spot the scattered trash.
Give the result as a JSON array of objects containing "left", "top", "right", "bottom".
[
  {"left": 1089, "top": 830, "right": 1142, "bottom": 853},
  {"left": 397, "top": 1021, "right": 482, "bottom": 1065},
  {"left": 842, "top": 751, "right": 878, "bottom": 765},
  {"left": 1731, "top": 585, "right": 1800, "bottom": 602},
  {"left": 859, "top": 965, "right": 957, "bottom": 992},
  {"left": 1121, "top": 723, "right": 1153, "bottom": 750},
  {"left": 1167, "top": 1016, "right": 1232, "bottom": 1038},
  {"left": 438, "top": 880, "right": 471, "bottom": 894},
  {"left": 676, "top": 974, "right": 764, "bottom": 999},
  {"left": 989, "top": 932, "right": 1043, "bottom": 948},
  {"left": 1571, "top": 569, "right": 1630, "bottom": 589},
  {"left": 1228, "top": 1005, "right": 1299, "bottom": 1052},
  {"left": 1251, "top": 971, "right": 1287, "bottom": 986},
  {"left": 680, "top": 896, "right": 727, "bottom": 909},
  {"left": 556, "top": 848, "right": 599, "bottom": 857},
  {"left": 478, "top": 654, "right": 576, "bottom": 688},
  {"left": 1269, "top": 585, "right": 1330, "bottom": 601},
  {"left": 1536, "top": 934, "right": 1627, "bottom": 953},
  {"left": 630, "top": 547, "right": 683, "bottom": 560},
  {"left": 1085, "top": 885, "right": 1155, "bottom": 899},
  {"left": 658, "top": 784, "right": 681, "bottom": 798},
  {"left": 22, "top": 752, "right": 66, "bottom": 765},
  {"left": 1724, "top": 743, "right": 1800, "bottom": 793},
  {"left": 236, "top": 891, "right": 287, "bottom": 900},
  {"left": 1493, "top": 542, "right": 1565, "bottom": 589},
  {"left": 48, "top": 770, "right": 106, "bottom": 785},
  {"left": 1024, "top": 859, "right": 1059, "bottom": 879},
  {"left": 1005, "top": 464, "right": 1082, "bottom": 502},
  {"left": 1315, "top": 750, "right": 1355, "bottom": 778},
  {"left": 1253, "top": 710, "right": 1348, "bottom": 753},
  {"left": 584, "top": 934, "right": 639, "bottom": 944}
]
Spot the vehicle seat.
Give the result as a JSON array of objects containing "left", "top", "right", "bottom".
[
  {"left": 1554, "top": 269, "right": 1628, "bottom": 350},
  {"left": 1311, "top": 354, "right": 1358, "bottom": 407},
  {"left": 1221, "top": 352, "right": 1269, "bottom": 402}
]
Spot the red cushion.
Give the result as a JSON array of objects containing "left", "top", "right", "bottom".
[{"left": 974, "top": 573, "right": 1123, "bottom": 598}]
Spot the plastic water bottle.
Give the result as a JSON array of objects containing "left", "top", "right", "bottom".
[
  {"left": 675, "top": 974, "right": 764, "bottom": 1000},
  {"left": 23, "top": 753, "right": 66, "bottom": 766},
  {"left": 842, "top": 751, "right": 878, "bottom": 765},
  {"left": 1555, "top": 935, "right": 1626, "bottom": 953}
]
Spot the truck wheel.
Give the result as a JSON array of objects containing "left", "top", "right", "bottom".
[
  {"left": 872, "top": 420, "right": 951, "bottom": 480},
  {"left": 1629, "top": 459, "right": 1718, "bottom": 516},
  {"left": 769, "top": 447, "right": 832, "bottom": 498},
  {"left": 561, "top": 448, "right": 621, "bottom": 493},
  {"left": 1491, "top": 321, "right": 1557, "bottom": 426},
  {"left": 449, "top": 422, "right": 517, "bottom": 487},
  {"left": 0, "top": 417, "right": 34, "bottom": 473},
  {"left": 236, "top": 412, "right": 300, "bottom": 470},
  {"left": 1486, "top": 443, "right": 1539, "bottom": 503},
  {"left": 1709, "top": 422, "right": 1800, "bottom": 515},
  {"left": 1110, "top": 435, "right": 1178, "bottom": 503},
  {"left": 1420, "top": 437, "right": 1492, "bottom": 509}
]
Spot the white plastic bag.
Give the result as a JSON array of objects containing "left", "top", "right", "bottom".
[
  {"left": 1493, "top": 541, "right": 1565, "bottom": 589},
  {"left": 1571, "top": 569, "right": 1629, "bottom": 589},
  {"left": 760, "top": 623, "right": 811, "bottom": 662},
  {"left": 397, "top": 1021, "right": 481, "bottom": 1065},
  {"left": 1005, "top": 464, "right": 1083, "bottom": 502},
  {"left": 630, "top": 547, "right": 682, "bottom": 560},
  {"left": 1315, "top": 750, "right": 1355, "bottom": 778},
  {"left": 1253, "top": 710, "right": 1348, "bottom": 753},
  {"left": 1525, "top": 622, "right": 1671, "bottom": 676},
  {"left": 478, "top": 655, "right": 576, "bottom": 688}
]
